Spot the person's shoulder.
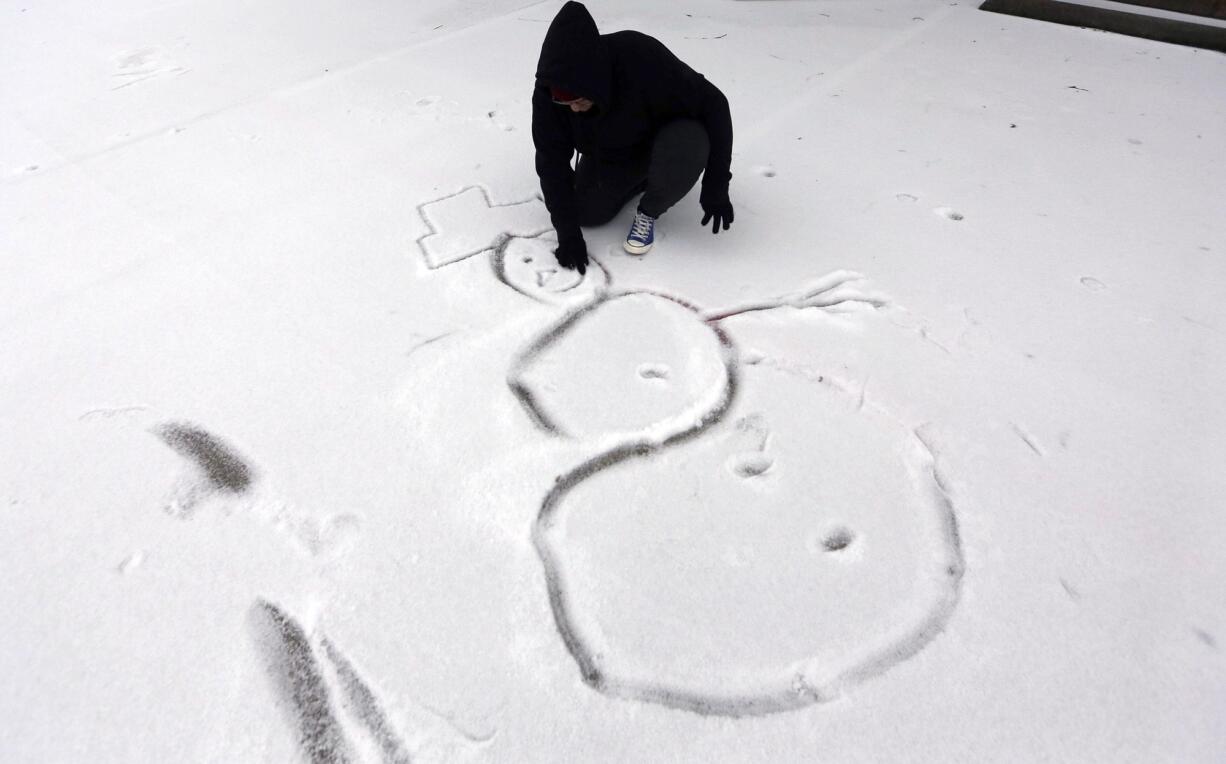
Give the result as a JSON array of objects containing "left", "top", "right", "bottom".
[
  {"left": 606, "top": 31, "right": 693, "bottom": 84},
  {"left": 604, "top": 30, "right": 673, "bottom": 58}
]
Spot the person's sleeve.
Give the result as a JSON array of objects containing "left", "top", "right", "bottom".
[
  {"left": 531, "top": 85, "right": 582, "bottom": 243},
  {"left": 641, "top": 40, "right": 733, "bottom": 194},
  {"left": 691, "top": 77, "right": 732, "bottom": 194}
]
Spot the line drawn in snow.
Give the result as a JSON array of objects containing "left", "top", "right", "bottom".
[
  {"left": 251, "top": 600, "right": 354, "bottom": 764},
  {"left": 1010, "top": 421, "right": 1045, "bottom": 457},
  {"left": 407, "top": 186, "right": 964, "bottom": 717},
  {"left": 486, "top": 231, "right": 960, "bottom": 716},
  {"left": 79, "top": 405, "right": 148, "bottom": 421},
  {"left": 411, "top": 699, "right": 500, "bottom": 746},
  {"left": 254, "top": 599, "right": 493, "bottom": 762},
  {"left": 519, "top": 337, "right": 963, "bottom": 715},
  {"left": 1181, "top": 315, "right": 1216, "bottom": 332},
  {"left": 1060, "top": 578, "right": 1082, "bottom": 601},
  {"left": 405, "top": 330, "right": 455, "bottom": 360},
  {"left": 415, "top": 186, "right": 551, "bottom": 269},
  {"left": 702, "top": 269, "right": 890, "bottom": 322},
  {"left": 320, "top": 638, "right": 414, "bottom": 764},
  {"left": 492, "top": 231, "right": 610, "bottom": 305},
  {"left": 508, "top": 289, "right": 736, "bottom": 441},
  {"left": 116, "top": 551, "right": 145, "bottom": 574}
]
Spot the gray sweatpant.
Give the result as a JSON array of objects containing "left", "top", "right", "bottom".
[{"left": 574, "top": 119, "right": 710, "bottom": 225}]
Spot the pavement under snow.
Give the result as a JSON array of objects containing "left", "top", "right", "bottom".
[{"left": 2, "top": 0, "right": 1224, "bottom": 761}]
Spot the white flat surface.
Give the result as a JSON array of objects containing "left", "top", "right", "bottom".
[{"left": 3, "top": 0, "right": 1224, "bottom": 760}]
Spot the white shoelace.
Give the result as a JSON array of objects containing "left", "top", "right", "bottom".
[{"left": 631, "top": 211, "right": 654, "bottom": 239}]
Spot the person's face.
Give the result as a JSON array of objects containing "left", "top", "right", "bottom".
[{"left": 566, "top": 98, "right": 594, "bottom": 113}]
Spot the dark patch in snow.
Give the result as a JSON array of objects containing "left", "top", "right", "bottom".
[
  {"left": 155, "top": 422, "right": 253, "bottom": 494},
  {"left": 1060, "top": 578, "right": 1082, "bottom": 601},
  {"left": 321, "top": 639, "right": 413, "bottom": 763},
  {"left": 822, "top": 527, "right": 855, "bottom": 552},
  {"left": 1193, "top": 628, "right": 1217, "bottom": 650},
  {"left": 251, "top": 600, "right": 353, "bottom": 764}
]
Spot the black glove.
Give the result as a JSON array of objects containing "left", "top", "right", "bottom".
[
  {"left": 554, "top": 235, "right": 588, "bottom": 275},
  {"left": 700, "top": 185, "right": 734, "bottom": 234}
]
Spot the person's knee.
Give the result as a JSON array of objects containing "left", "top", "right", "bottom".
[
  {"left": 656, "top": 119, "right": 709, "bottom": 163},
  {"left": 576, "top": 173, "right": 645, "bottom": 225},
  {"left": 577, "top": 199, "right": 620, "bottom": 227}
]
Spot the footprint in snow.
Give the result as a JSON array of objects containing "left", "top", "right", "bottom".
[{"left": 1080, "top": 276, "right": 1107, "bottom": 292}]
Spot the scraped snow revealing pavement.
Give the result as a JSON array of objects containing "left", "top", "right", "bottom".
[
  {"left": 4, "top": 0, "right": 1225, "bottom": 760},
  {"left": 512, "top": 281, "right": 963, "bottom": 715},
  {"left": 425, "top": 209, "right": 964, "bottom": 715}
]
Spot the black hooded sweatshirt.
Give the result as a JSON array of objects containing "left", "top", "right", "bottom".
[{"left": 532, "top": 2, "right": 733, "bottom": 244}]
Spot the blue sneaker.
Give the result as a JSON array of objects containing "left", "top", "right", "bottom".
[{"left": 623, "top": 208, "right": 656, "bottom": 255}]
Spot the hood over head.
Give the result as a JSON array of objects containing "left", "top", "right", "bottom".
[{"left": 535, "top": 1, "right": 611, "bottom": 107}]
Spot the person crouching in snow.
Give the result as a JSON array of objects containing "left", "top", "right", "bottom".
[{"left": 532, "top": 1, "right": 735, "bottom": 275}]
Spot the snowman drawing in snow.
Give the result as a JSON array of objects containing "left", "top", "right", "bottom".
[{"left": 417, "top": 186, "right": 964, "bottom": 716}]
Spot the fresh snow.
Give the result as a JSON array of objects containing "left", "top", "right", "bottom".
[{"left": 2, "top": 0, "right": 1224, "bottom": 761}]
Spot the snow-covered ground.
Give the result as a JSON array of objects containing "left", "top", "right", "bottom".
[{"left": 3, "top": 0, "right": 1224, "bottom": 760}]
